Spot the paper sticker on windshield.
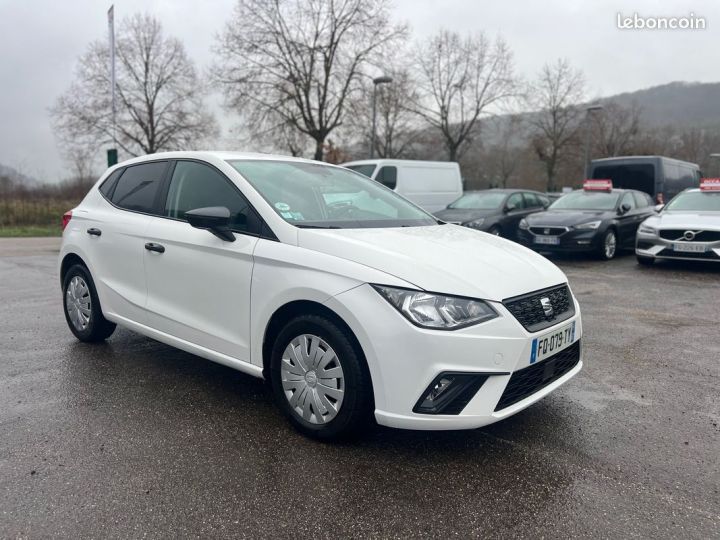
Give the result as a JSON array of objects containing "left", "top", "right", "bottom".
[
  {"left": 280, "top": 211, "right": 293, "bottom": 219},
  {"left": 275, "top": 202, "right": 291, "bottom": 212}
]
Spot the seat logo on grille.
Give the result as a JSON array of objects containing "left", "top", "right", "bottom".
[
  {"left": 544, "top": 228, "right": 550, "bottom": 235},
  {"left": 683, "top": 230, "right": 696, "bottom": 241},
  {"left": 540, "top": 297, "right": 554, "bottom": 317}
]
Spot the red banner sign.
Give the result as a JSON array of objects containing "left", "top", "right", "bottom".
[
  {"left": 583, "top": 179, "right": 613, "bottom": 191},
  {"left": 700, "top": 178, "right": 720, "bottom": 191}
]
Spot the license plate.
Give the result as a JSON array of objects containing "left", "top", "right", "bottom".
[
  {"left": 530, "top": 321, "right": 576, "bottom": 364},
  {"left": 534, "top": 236, "right": 560, "bottom": 245},
  {"left": 673, "top": 243, "right": 706, "bottom": 253}
]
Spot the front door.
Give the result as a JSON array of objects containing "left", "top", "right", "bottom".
[{"left": 143, "top": 160, "right": 262, "bottom": 362}]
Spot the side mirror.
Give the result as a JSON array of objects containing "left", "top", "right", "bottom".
[
  {"left": 504, "top": 204, "right": 515, "bottom": 214},
  {"left": 618, "top": 203, "right": 632, "bottom": 215},
  {"left": 185, "top": 206, "right": 236, "bottom": 242},
  {"left": 654, "top": 204, "right": 665, "bottom": 212}
]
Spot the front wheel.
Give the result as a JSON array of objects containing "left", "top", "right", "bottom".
[
  {"left": 598, "top": 229, "right": 618, "bottom": 260},
  {"left": 270, "top": 314, "right": 373, "bottom": 440},
  {"left": 62, "top": 264, "right": 116, "bottom": 342}
]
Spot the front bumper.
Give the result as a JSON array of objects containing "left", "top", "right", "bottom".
[
  {"left": 517, "top": 228, "right": 602, "bottom": 253},
  {"left": 324, "top": 283, "right": 583, "bottom": 430},
  {"left": 636, "top": 232, "right": 720, "bottom": 262}
]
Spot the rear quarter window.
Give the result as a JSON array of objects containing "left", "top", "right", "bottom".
[{"left": 98, "top": 168, "right": 124, "bottom": 198}]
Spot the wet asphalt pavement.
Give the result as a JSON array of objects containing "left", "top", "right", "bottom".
[{"left": 0, "top": 238, "right": 718, "bottom": 538}]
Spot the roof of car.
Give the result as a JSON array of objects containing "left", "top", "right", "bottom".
[{"left": 116, "top": 150, "right": 321, "bottom": 168}]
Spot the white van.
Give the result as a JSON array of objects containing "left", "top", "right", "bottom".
[{"left": 341, "top": 159, "right": 463, "bottom": 213}]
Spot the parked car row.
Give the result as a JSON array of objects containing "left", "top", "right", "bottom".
[{"left": 434, "top": 180, "right": 657, "bottom": 260}]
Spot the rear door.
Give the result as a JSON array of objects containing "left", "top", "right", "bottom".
[
  {"left": 89, "top": 161, "right": 169, "bottom": 324},
  {"left": 143, "top": 160, "right": 261, "bottom": 362}
]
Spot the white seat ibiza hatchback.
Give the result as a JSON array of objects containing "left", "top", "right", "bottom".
[{"left": 60, "top": 152, "right": 583, "bottom": 439}]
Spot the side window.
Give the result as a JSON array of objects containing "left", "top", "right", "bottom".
[
  {"left": 621, "top": 192, "right": 637, "bottom": 210},
  {"left": 99, "top": 168, "right": 123, "bottom": 198},
  {"left": 375, "top": 166, "right": 397, "bottom": 190},
  {"left": 523, "top": 192, "right": 541, "bottom": 208},
  {"left": 538, "top": 195, "right": 550, "bottom": 208},
  {"left": 164, "top": 161, "right": 260, "bottom": 234},
  {"left": 633, "top": 192, "right": 651, "bottom": 207},
  {"left": 111, "top": 162, "right": 168, "bottom": 213},
  {"left": 506, "top": 193, "right": 526, "bottom": 211}
]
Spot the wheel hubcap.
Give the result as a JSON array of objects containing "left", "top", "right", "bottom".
[
  {"left": 605, "top": 232, "right": 617, "bottom": 258},
  {"left": 280, "top": 334, "right": 345, "bottom": 424},
  {"left": 65, "top": 276, "right": 91, "bottom": 331}
]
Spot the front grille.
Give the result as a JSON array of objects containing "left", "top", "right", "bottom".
[
  {"left": 503, "top": 285, "right": 574, "bottom": 333},
  {"left": 658, "top": 248, "right": 720, "bottom": 260},
  {"left": 495, "top": 341, "right": 581, "bottom": 411},
  {"left": 530, "top": 226, "right": 567, "bottom": 236},
  {"left": 658, "top": 229, "right": 720, "bottom": 242}
]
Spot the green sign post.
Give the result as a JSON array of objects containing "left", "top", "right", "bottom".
[{"left": 107, "top": 148, "right": 118, "bottom": 167}]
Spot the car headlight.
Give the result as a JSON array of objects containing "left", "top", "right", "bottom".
[
  {"left": 372, "top": 285, "right": 498, "bottom": 330},
  {"left": 519, "top": 218, "right": 529, "bottom": 230},
  {"left": 639, "top": 224, "right": 657, "bottom": 235},
  {"left": 463, "top": 218, "right": 485, "bottom": 229},
  {"left": 573, "top": 220, "right": 602, "bottom": 230}
]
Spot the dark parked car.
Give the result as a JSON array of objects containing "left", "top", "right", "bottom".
[
  {"left": 434, "top": 189, "right": 550, "bottom": 239},
  {"left": 517, "top": 181, "right": 657, "bottom": 260}
]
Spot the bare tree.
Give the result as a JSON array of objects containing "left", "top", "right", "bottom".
[
  {"left": 411, "top": 30, "right": 516, "bottom": 161},
  {"left": 591, "top": 101, "right": 642, "bottom": 157},
  {"left": 214, "top": 0, "right": 406, "bottom": 162},
  {"left": 479, "top": 115, "right": 524, "bottom": 187},
  {"left": 51, "top": 14, "right": 217, "bottom": 161},
  {"left": 527, "top": 59, "right": 586, "bottom": 191}
]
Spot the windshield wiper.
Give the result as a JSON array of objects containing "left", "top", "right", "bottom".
[{"left": 294, "top": 224, "right": 342, "bottom": 229}]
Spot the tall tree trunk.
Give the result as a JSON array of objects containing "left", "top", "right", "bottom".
[
  {"left": 448, "top": 144, "right": 458, "bottom": 162},
  {"left": 313, "top": 138, "right": 324, "bottom": 161}
]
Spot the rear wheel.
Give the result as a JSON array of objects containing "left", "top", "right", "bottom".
[
  {"left": 636, "top": 255, "right": 655, "bottom": 266},
  {"left": 270, "top": 314, "right": 373, "bottom": 440},
  {"left": 597, "top": 229, "right": 617, "bottom": 260},
  {"left": 62, "top": 264, "right": 116, "bottom": 342}
]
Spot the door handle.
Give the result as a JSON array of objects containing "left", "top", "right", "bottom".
[
  {"left": 86, "top": 228, "right": 102, "bottom": 237},
  {"left": 144, "top": 242, "right": 165, "bottom": 254}
]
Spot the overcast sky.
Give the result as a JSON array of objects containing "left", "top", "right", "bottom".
[{"left": 1, "top": 0, "right": 718, "bottom": 182}]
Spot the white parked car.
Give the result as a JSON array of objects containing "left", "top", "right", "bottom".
[
  {"left": 341, "top": 159, "right": 463, "bottom": 212},
  {"left": 636, "top": 182, "right": 720, "bottom": 264},
  {"left": 60, "top": 152, "right": 583, "bottom": 440}
]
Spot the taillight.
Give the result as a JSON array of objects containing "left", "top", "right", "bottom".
[{"left": 62, "top": 211, "right": 72, "bottom": 231}]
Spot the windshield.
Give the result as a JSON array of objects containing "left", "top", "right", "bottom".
[
  {"left": 549, "top": 191, "right": 620, "bottom": 211},
  {"left": 344, "top": 164, "right": 376, "bottom": 178},
  {"left": 665, "top": 191, "right": 720, "bottom": 212},
  {"left": 228, "top": 160, "right": 436, "bottom": 229},
  {"left": 449, "top": 192, "right": 506, "bottom": 209}
]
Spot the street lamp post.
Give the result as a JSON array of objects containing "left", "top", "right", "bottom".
[
  {"left": 370, "top": 76, "right": 393, "bottom": 159},
  {"left": 582, "top": 104, "right": 604, "bottom": 180}
]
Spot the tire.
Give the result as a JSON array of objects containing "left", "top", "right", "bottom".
[
  {"left": 62, "top": 264, "right": 116, "bottom": 342},
  {"left": 488, "top": 225, "right": 502, "bottom": 237},
  {"left": 269, "top": 314, "right": 373, "bottom": 441},
  {"left": 636, "top": 255, "right": 655, "bottom": 266},
  {"left": 597, "top": 229, "right": 618, "bottom": 260}
]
